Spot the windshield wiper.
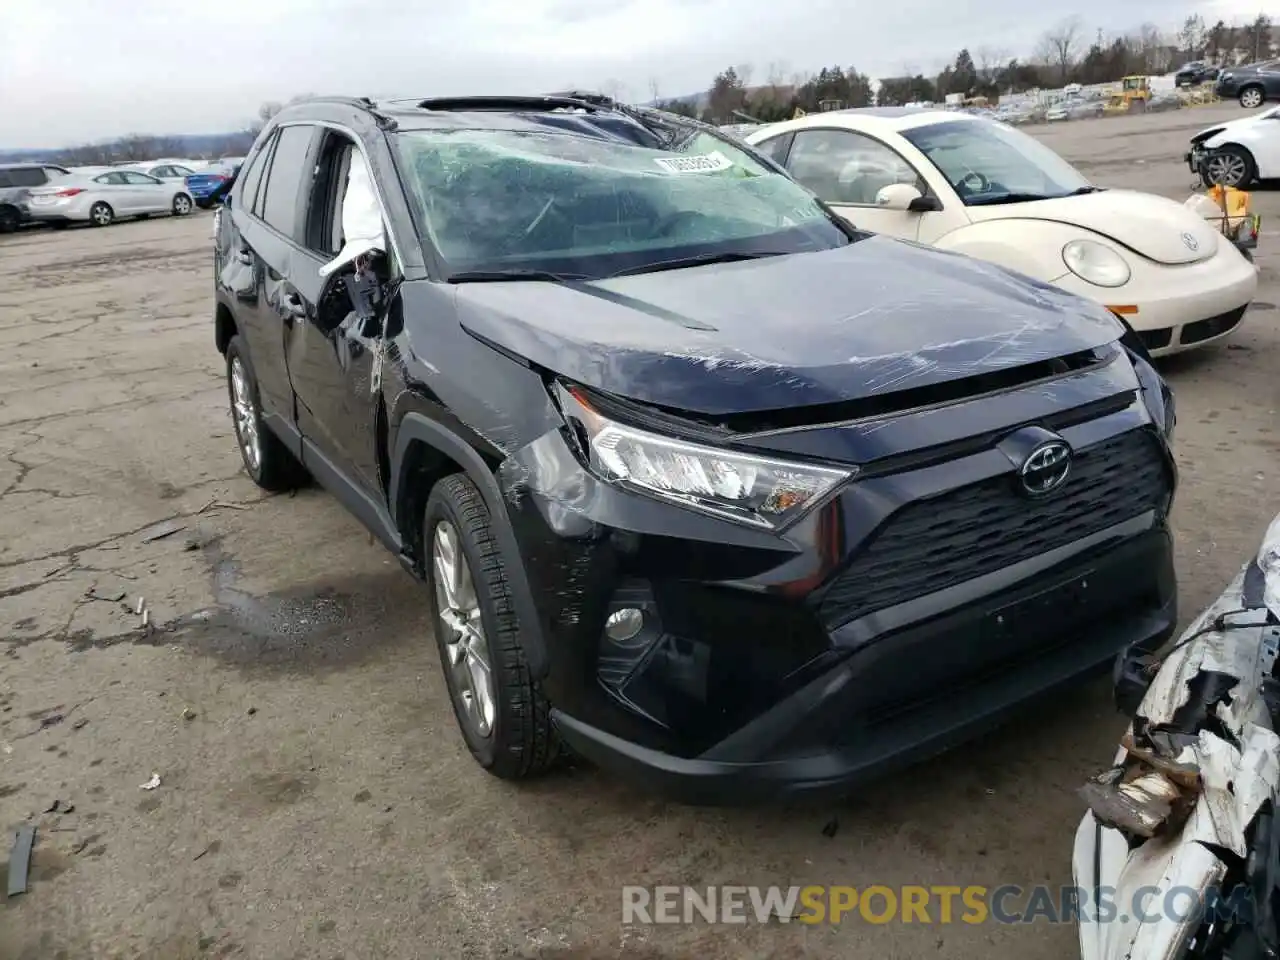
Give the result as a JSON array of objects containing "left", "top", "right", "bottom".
[
  {"left": 607, "top": 250, "right": 787, "bottom": 279},
  {"left": 965, "top": 192, "right": 1057, "bottom": 206},
  {"left": 446, "top": 268, "right": 588, "bottom": 283},
  {"left": 967, "top": 186, "right": 1104, "bottom": 206}
]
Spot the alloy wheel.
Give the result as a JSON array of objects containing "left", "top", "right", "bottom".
[
  {"left": 91, "top": 203, "right": 112, "bottom": 226},
  {"left": 1206, "top": 153, "right": 1248, "bottom": 187},
  {"left": 229, "top": 357, "right": 261, "bottom": 473},
  {"left": 1241, "top": 88, "right": 1263, "bottom": 108},
  {"left": 174, "top": 195, "right": 192, "bottom": 215},
  {"left": 432, "top": 520, "right": 496, "bottom": 738}
]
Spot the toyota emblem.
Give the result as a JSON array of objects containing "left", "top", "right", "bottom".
[
  {"left": 1182, "top": 232, "right": 1199, "bottom": 252},
  {"left": 1019, "top": 441, "right": 1072, "bottom": 497}
]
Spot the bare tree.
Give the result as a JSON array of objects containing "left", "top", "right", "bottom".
[
  {"left": 975, "top": 45, "right": 1010, "bottom": 85},
  {"left": 734, "top": 63, "right": 754, "bottom": 89},
  {"left": 1037, "top": 16, "right": 1083, "bottom": 84},
  {"left": 648, "top": 77, "right": 661, "bottom": 104}
]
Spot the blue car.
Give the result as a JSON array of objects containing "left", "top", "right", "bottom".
[{"left": 186, "top": 164, "right": 240, "bottom": 208}]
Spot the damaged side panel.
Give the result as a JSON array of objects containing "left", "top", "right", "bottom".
[{"left": 1075, "top": 516, "right": 1280, "bottom": 960}]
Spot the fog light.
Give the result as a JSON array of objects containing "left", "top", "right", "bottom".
[{"left": 604, "top": 607, "right": 644, "bottom": 643}]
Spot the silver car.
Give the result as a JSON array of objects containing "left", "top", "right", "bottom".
[{"left": 25, "top": 170, "right": 194, "bottom": 227}]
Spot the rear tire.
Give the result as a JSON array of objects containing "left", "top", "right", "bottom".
[
  {"left": 0, "top": 205, "right": 18, "bottom": 234},
  {"left": 423, "top": 473, "right": 560, "bottom": 780},
  {"left": 172, "top": 193, "right": 193, "bottom": 216},
  {"left": 89, "top": 202, "right": 114, "bottom": 227},
  {"left": 1240, "top": 85, "right": 1265, "bottom": 109},
  {"left": 224, "top": 335, "right": 308, "bottom": 492}
]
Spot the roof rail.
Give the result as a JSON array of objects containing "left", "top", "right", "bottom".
[
  {"left": 286, "top": 95, "right": 378, "bottom": 110},
  {"left": 416, "top": 95, "right": 606, "bottom": 112}
]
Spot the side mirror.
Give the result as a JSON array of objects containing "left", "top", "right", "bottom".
[{"left": 875, "top": 183, "right": 940, "bottom": 213}]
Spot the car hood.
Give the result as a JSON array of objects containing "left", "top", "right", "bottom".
[
  {"left": 453, "top": 237, "right": 1124, "bottom": 416},
  {"left": 1195, "top": 107, "right": 1280, "bottom": 143},
  {"left": 964, "top": 189, "right": 1220, "bottom": 266}
]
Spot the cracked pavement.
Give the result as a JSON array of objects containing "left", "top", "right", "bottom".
[{"left": 2, "top": 106, "right": 1279, "bottom": 960}]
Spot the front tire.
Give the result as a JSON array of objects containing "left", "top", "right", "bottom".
[
  {"left": 1240, "top": 85, "right": 1264, "bottom": 109},
  {"left": 1203, "top": 145, "right": 1257, "bottom": 189},
  {"left": 0, "top": 205, "right": 18, "bottom": 234},
  {"left": 89, "top": 202, "right": 114, "bottom": 227},
  {"left": 172, "top": 193, "right": 193, "bottom": 216},
  {"left": 224, "top": 336, "right": 307, "bottom": 491},
  {"left": 423, "top": 474, "right": 559, "bottom": 780}
]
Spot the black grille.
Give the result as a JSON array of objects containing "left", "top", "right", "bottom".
[
  {"left": 818, "top": 429, "right": 1169, "bottom": 627},
  {"left": 1180, "top": 305, "right": 1246, "bottom": 345}
]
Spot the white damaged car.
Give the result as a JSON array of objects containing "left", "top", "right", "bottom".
[
  {"left": 1187, "top": 104, "right": 1280, "bottom": 190},
  {"left": 1074, "top": 511, "right": 1280, "bottom": 960},
  {"left": 746, "top": 109, "right": 1259, "bottom": 357}
]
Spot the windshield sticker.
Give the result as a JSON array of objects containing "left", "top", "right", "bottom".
[{"left": 653, "top": 151, "right": 734, "bottom": 175}]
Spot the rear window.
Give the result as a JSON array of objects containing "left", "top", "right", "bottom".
[
  {"left": 260, "top": 125, "right": 315, "bottom": 238},
  {"left": 4, "top": 168, "right": 48, "bottom": 188}
]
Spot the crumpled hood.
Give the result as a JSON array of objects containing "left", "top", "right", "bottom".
[
  {"left": 965, "top": 189, "right": 1221, "bottom": 266},
  {"left": 454, "top": 236, "right": 1124, "bottom": 415}
]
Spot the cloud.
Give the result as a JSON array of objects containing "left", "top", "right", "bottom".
[{"left": 0, "top": 0, "right": 1231, "bottom": 147}]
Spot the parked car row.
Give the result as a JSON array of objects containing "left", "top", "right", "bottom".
[{"left": 0, "top": 154, "right": 243, "bottom": 231}]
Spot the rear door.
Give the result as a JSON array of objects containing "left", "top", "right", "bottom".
[
  {"left": 92, "top": 172, "right": 134, "bottom": 212},
  {"left": 226, "top": 123, "right": 321, "bottom": 423}
]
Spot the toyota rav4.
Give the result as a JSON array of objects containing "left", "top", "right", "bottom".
[{"left": 213, "top": 94, "right": 1178, "bottom": 802}]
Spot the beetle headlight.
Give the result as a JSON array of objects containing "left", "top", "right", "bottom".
[
  {"left": 1063, "top": 239, "right": 1131, "bottom": 288},
  {"left": 558, "top": 386, "right": 853, "bottom": 530}
]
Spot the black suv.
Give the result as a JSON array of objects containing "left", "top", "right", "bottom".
[
  {"left": 0, "top": 163, "right": 71, "bottom": 232},
  {"left": 213, "top": 95, "right": 1178, "bottom": 802},
  {"left": 1175, "top": 61, "right": 1219, "bottom": 88}
]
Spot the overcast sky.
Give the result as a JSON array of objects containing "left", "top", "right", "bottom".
[{"left": 0, "top": 0, "right": 1257, "bottom": 148}]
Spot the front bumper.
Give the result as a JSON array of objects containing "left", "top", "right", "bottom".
[
  {"left": 502, "top": 381, "right": 1178, "bottom": 802},
  {"left": 1052, "top": 244, "right": 1258, "bottom": 357},
  {"left": 556, "top": 529, "right": 1176, "bottom": 803}
]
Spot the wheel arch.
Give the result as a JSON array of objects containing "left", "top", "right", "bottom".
[
  {"left": 390, "top": 412, "right": 549, "bottom": 678},
  {"left": 215, "top": 302, "right": 238, "bottom": 355}
]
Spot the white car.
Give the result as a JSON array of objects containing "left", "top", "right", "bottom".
[
  {"left": 1187, "top": 104, "right": 1280, "bottom": 188},
  {"left": 1073, "top": 509, "right": 1280, "bottom": 960},
  {"left": 25, "top": 170, "right": 194, "bottom": 227},
  {"left": 127, "top": 162, "right": 200, "bottom": 182},
  {"left": 746, "top": 109, "right": 1258, "bottom": 356}
]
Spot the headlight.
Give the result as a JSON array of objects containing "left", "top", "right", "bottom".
[
  {"left": 558, "top": 386, "right": 854, "bottom": 530},
  {"left": 1062, "top": 239, "right": 1131, "bottom": 288}
]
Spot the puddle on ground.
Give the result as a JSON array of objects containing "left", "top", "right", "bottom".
[{"left": 154, "top": 542, "right": 428, "bottom": 672}]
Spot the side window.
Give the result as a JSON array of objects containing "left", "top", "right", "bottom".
[
  {"left": 260, "top": 124, "right": 316, "bottom": 240},
  {"left": 95, "top": 172, "right": 128, "bottom": 185},
  {"left": 754, "top": 133, "right": 794, "bottom": 166},
  {"left": 303, "top": 131, "right": 358, "bottom": 257},
  {"left": 8, "top": 168, "right": 48, "bottom": 187},
  {"left": 0, "top": 172, "right": 11, "bottom": 188},
  {"left": 122, "top": 172, "right": 160, "bottom": 185},
  {"left": 236, "top": 134, "right": 275, "bottom": 216},
  {"left": 786, "top": 130, "right": 925, "bottom": 206}
]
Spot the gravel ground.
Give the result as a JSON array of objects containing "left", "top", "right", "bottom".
[{"left": 1, "top": 103, "right": 1277, "bottom": 960}]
